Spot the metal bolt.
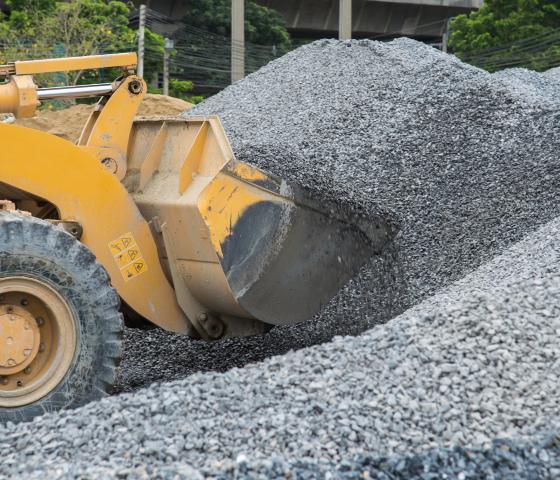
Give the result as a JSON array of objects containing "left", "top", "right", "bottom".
[
  {"left": 23, "top": 367, "right": 31, "bottom": 374},
  {"left": 198, "top": 312, "right": 208, "bottom": 323},
  {"left": 36, "top": 317, "right": 45, "bottom": 327},
  {"left": 39, "top": 343, "right": 45, "bottom": 353},
  {"left": 207, "top": 319, "right": 224, "bottom": 339},
  {"left": 101, "top": 157, "right": 118, "bottom": 173},
  {"left": 20, "top": 298, "right": 29, "bottom": 306},
  {"left": 128, "top": 80, "right": 143, "bottom": 95},
  {"left": 0, "top": 377, "right": 8, "bottom": 385},
  {"left": 16, "top": 380, "right": 23, "bottom": 387}
]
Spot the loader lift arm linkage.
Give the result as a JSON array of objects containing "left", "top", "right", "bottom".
[{"left": 0, "top": 52, "right": 391, "bottom": 419}]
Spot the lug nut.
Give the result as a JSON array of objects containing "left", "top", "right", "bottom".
[
  {"left": 20, "top": 298, "right": 29, "bottom": 306},
  {"left": 23, "top": 367, "right": 31, "bottom": 374},
  {"left": 198, "top": 312, "right": 208, "bottom": 323},
  {"left": 36, "top": 317, "right": 45, "bottom": 327},
  {"left": 39, "top": 343, "right": 45, "bottom": 353},
  {"left": 0, "top": 377, "right": 8, "bottom": 385},
  {"left": 16, "top": 380, "right": 23, "bottom": 387}
]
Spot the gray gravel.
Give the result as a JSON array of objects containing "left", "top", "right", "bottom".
[
  {"left": 493, "top": 67, "right": 560, "bottom": 106},
  {"left": 116, "top": 38, "right": 560, "bottom": 392},
  {"left": 227, "top": 433, "right": 560, "bottom": 479},
  {"left": 545, "top": 65, "right": 560, "bottom": 81},
  {"left": 3, "top": 201, "right": 560, "bottom": 477},
  {"left": 3, "top": 39, "right": 560, "bottom": 478}
]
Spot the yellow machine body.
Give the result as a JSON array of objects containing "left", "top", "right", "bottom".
[{"left": 0, "top": 53, "right": 390, "bottom": 340}]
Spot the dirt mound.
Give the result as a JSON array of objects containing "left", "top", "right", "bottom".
[
  {"left": 14, "top": 94, "right": 193, "bottom": 142},
  {"left": 137, "top": 93, "right": 193, "bottom": 117}
]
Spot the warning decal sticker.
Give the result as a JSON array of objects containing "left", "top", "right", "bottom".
[{"left": 108, "top": 232, "right": 148, "bottom": 282}]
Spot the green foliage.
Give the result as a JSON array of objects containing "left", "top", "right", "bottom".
[
  {"left": 149, "top": 78, "right": 205, "bottom": 103},
  {"left": 4, "top": 0, "right": 55, "bottom": 33},
  {"left": 144, "top": 29, "right": 165, "bottom": 84},
  {"left": 168, "top": 78, "right": 194, "bottom": 96},
  {"left": 449, "top": 0, "right": 560, "bottom": 71},
  {"left": 0, "top": 0, "right": 165, "bottom": 87},
  {"left": 176, "top": 0, "right": 291, "bottom": 89},
  {"left": 183, "top": 0, "right": 291, "bottom": 49}
]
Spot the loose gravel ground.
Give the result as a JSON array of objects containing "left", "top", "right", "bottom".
[
  {"left": 116, "top": 38, "right": 560, "bottom": 392},
  {"left": 545, "top": 65, "right": 560, "bottom": 80},
  {"left": 2, "top": 192, "right": 560, "bottom": 478},
  {"left": 3, "top": 40, "right": 560, "bottom": 478},
  {"left": 231, "top": 433, "right": 560, "bottom": 479}
]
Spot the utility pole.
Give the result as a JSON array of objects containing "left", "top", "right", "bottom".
[
  {"left": 163, "top": 38, "right": 174, "bottom": 96},
  {"left": 441, "top": 18, "right": 451, "bottom": 53},
  {"left": 231, "top": 0, "right": 245, "bottom": 83},
  {"left": 339, "top": 0, "right": 352, "bottom": 40},
  {"left": 137, "top": 4, "right": 146, "bottom": 78}
]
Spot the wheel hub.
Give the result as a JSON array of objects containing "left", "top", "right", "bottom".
[
  {"left": 0, "top": 306, "right": 40, "bottom": 375},
  {"left": 0, "top": 277, "right": 77, "bottom": 408}
]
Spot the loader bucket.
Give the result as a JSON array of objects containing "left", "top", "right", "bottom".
[
  {"left": 128, "top": 116, "right": 391, "bottom": 337},
  {"left": 199, "top": 160, "right": 389, "bottom": 326}
]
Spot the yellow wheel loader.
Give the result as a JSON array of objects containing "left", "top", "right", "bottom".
[{"left": 0, "top": 53, "right": 390, "bottom": 422}]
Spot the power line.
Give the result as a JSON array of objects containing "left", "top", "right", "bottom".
[
  {"left": 461, "top": 28, "right": 560, "bottom": 60},
  {"left": 456, "top": 26, "right": 560, "bottom": 71}
]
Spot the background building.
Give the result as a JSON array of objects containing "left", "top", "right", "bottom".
[{"left": 135, "top": 0, "right": 482, "bottom": 43}]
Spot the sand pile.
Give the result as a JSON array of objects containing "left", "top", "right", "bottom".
[{"left": 13, "top": 93, "right": 193, "bottom": 142}]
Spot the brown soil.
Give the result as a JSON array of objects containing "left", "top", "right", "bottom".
[{"left": 13, "top": 94, "right": 193, "bottom": 142}]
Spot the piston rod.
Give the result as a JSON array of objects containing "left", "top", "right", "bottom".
[{"left": 37, "top": 83, "right": 114, "bottom": 101}]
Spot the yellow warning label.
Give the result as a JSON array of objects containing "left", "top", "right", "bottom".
[
  {"left": 109, "top": 232, "right": 135, "bottom": 256},
  {"left": 120, "top": 260, "right": 148, "bottom": 281},
  {"left": 108, "top": 232, "right": 148, "bottom": 282},
  {"left": 115, "top": 248, "right": 141, "bottom": 268}
]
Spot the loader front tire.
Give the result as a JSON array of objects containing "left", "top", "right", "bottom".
[{"left": 0, "top": 213, "right": 123, "bottom": 423}]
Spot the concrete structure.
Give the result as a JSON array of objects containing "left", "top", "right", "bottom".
[
  {"left": 135, "top": 0, "right": 482, "bottom": 41},
  {"left": 231, "top": 0, "right": 245, "bottom": 82}
]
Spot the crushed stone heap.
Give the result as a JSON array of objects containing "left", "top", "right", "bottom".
[
  {"left": 116, "top": 38, "right": 560, "bottom": 392},
  {"left": 2, "top": 38, "right": 560, "bottom": 479},
  {"left": 188, "top": 37, "right": 560, "bottom": 331},
  {"left": 2, "top": 187, "right": 560, "bottom": 478}
]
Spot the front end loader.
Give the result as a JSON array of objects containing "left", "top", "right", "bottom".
[{"left": 0, "top": 53, "right": 390, "bottom": 422}]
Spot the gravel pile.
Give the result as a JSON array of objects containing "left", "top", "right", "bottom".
[
  {"left": 4, "top": 39, "right": 559, "bottom": 478},
  {"left": 116, "top": 38, "right": 560, "bottom": 391},
  {"left": 227, "top": 434, "right": 560, "bottom": 479},
  {"left": 545, "top": 65, "right": 560, "bottom": 81},
  {"left": 492, "top": 67, "right": 560, "bottom": 106},
  {"left": 3, "top": 207, "right": 560, "bottom": 478}
]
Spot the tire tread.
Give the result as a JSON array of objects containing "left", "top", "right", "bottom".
[{"left": 0, "top": 212, "right": 123, "bottom": 423}]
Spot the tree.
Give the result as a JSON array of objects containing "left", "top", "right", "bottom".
[
  {"left": 183, "top": 0, "right": 291, "bottom": 49},
  {"left": 449, "top": 0, "right": 560, "bottom": 71},
  {"left": 0, "top": 0, "right": 164, "bottom": 86},
  {"left": 174, "top": 0, "right": 291, "bottom": 90}
]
